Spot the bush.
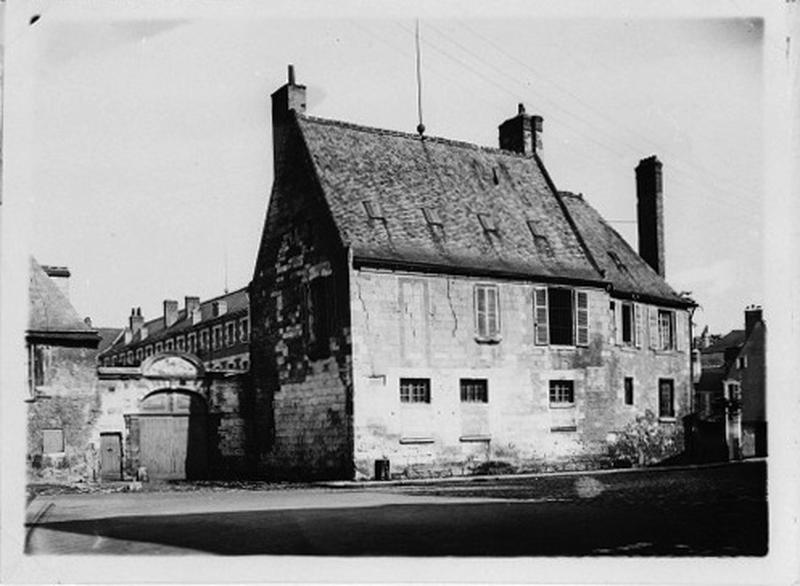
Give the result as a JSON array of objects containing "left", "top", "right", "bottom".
[{"left": 608, "top": 410, "right": 683, "bottom": 467}]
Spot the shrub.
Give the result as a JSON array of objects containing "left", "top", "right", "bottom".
[{"left": 608, "top": 410, "right": 684, "bottom": 467}]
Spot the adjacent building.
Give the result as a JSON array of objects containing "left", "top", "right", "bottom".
[
  {"left": 249, "top": 69, "right": 695, "bottom": 480},
  {"left": 694, "top": 306, "right": 766, "bottom": 460}
]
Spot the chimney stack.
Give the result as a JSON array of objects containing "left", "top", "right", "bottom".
[
  {"left": 163, "top": 300, "right": 179, "bottom": 328},
  {"left": 42, "top": 265, "right": 71, "bottom": 300},
  {"left": 744, "top": 305, "right": 763, "bottom": 337},
  {"left": 129, "top": 307, "right": 144, "bottom": 335},
  {"left": 635, "top": 156, "right": 665, "bottom": 278},
  {"left": 271, "top": 64, "right": 307, "bottom": 177},
  {"left": 186, "top": 296, "right": 202, "bottom": 325},
  {"left": 498, "top": 103, "right": 543, "bottom": 157},
  {"left": 212, "top": 300, "right": 227, "bottom": 318}
]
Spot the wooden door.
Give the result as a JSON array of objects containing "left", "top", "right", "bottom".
[
  {"left": 99, "top": 433, "right": 122, "bottom": 481},
  {"left": 138, "top": 391, "right": 208, "bottom": 480}
]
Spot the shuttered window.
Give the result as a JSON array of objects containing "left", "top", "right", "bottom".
[
  {"left": 474, "top": 284, "right": 500, "bottom": 339},
  {"left": 534, "top": 288, "right": 589, "bottom": 347}
]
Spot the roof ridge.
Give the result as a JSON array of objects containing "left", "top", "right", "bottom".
[{"left": 299, "top": 113, "right": 534, "bottom": 159}]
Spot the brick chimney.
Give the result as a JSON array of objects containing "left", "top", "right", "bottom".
[
  {"left": 271, "top": 64, "right": 307, "bottom": 176},
  {"left": 185, "top": 296, "right": 201, "bottom": 325},
  {"left": 163, "top": 299, "right": 179, "bottom": 328},
  {"left": 42, "top": 265, "right": 71, "bottom": 300},
  {"left": 129, "top": 307, "right": 144, "bottom": 336},
  {"left": 636, "top": 156, "right": 665, "bottom": 278},
  {"left": 498, "top": 103, "right": 543, "bottom": 157},
  {"left": 744, "top": 305, "right": 763, "bottom": 337}
]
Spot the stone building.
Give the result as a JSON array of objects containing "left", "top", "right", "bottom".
[
  {"left": 249, "top": 69, "right": 695, "bottom": 480},
  {"left": 96, "top": 288, "right": 252, "bottom": 480},
  {"left": 26, "top": 257, "right": 104, "bottom": 481},
  {"left": 694, "top": 306, "right": 766, "bottom": 460},
  {"left": 100, "top": 287, "right": 250, "bottom": 372}
]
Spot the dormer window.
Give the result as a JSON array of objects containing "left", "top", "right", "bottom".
[
  {"left": 422, "top": 207, "right": 443, "bottom": 227},
  {"left": 478, "top": 214, "right": 498, "bottom": 235},
  {"left": 363, "top": 200, "right": 384, "bottom": 220}
]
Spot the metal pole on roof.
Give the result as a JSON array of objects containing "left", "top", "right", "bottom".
[{"left": 415, "top": 19, "right": 425, "bottom": 137}]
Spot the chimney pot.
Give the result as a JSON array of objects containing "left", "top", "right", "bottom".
[
  {"left": 635, "top": 155, "right": 665, "bottom": 278},
  {"left": 744, "top": 305, "right": 763, "bottom": 337},
  {"left": 288, "top": 64, "right": 295, "bottom": 85},
  {"left": 271, "top": 64, "right": 308, "bottom": 176},
  {"left": 518, "top": 103, "right": 526, "bottom": 114}
]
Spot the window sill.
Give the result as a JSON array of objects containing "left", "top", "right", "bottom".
[
  {"left": 550, "top": 426, "right": 577, "bottom": 432},
  {"left": 459, "top": 434, "right": 491, "bottom": 443},
  {"left": 659, "top": 416, "right": 677, "bottom": 423},
  {"left": 549, "top": 403, "right": 576, "bottom": 410},
  {"left": 474, "top": 336, "right": 502, "bottom": 345},
  {"left": 399, "top": 437, "right": 435, "bottom": 445}
]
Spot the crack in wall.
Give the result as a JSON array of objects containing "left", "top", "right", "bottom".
[{"left": 446, "top": 278, "right": 458, "bottom": 338}]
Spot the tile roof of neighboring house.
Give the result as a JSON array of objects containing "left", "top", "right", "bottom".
[
  {"left": 297, "top": 114, "right": 690, "bottom": 306},
  {"left": 103, "top": 286, "right": 248, "bottom": 355},
  {"left": 96, "top": 327, "right": 124, "bottom": 354},
  {"left": 559, "top": 191, "right": 686, "bottom": 304},
  {"left": 702, "top": 330, "right": 746, "bottom": 355},
  {"left": 28, "top": 257, "right": 100, "bottom": 346},
  {"left": 298, "top": 115, "right": 600, "bottom": 285}
]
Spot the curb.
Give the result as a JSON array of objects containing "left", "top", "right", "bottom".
[{"left": 316, "top": 457, "right": 767, "bottom": 489}]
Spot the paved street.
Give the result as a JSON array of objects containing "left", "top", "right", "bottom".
[{"left": 25, "top": 460, "right": 767, "bottom": 556}]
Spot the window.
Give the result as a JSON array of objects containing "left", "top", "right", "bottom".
[
  {"left": 400, "top": 378, "right": 431, "bottom": 403},
  {"left": 474, "top": 284, "right": 500, "bottom": 340},
  {"left": 135, "top": 348, "right": 143, "bottom": 362},
  {"left": 534, "top": 288, "right": 589, "bottom": 346},
  {"left": 176, "top": 336, "right": 185, "bottom": 351},
  {"left": 226, "top": 322, "right": 236, "bottom": 346},
  {"left": 126, "top": 351, "right": 134, "bottom": 364},
  {"left": 155, "top": 342, "right": 163, "bottom": 353},
  {"left": 460, "top": 379, "right": 488, "bottom": 403},
  {"left": 200, "top": 330, "right": 209, "bottom": 350},
  {"left": 549, "top": 380, "right": 575, "bottom": 405},
  {"left": 239, "top": 318, "right": 249, "bottom": 342},
  {"left": 145, "top": 345, "right": 153, "bottom": 357},
  {"left": 32, "top": 345, "right": 50, "bottom": 387},
  {"left": 657, "top": 310, "right": 675, "bottom": 350},
  {"left": 658, "top": 378, "right": 675, "bottom": 418},
  {"left": 527, "top": 221, "right": 554, "bottom": 258},
  {"left": 164, "top": 340, "right": 173, "bottom": 351},
  {"left": 737, "top": 355, "right": 747, "bottom": 370},
  {"left": 213, "top": 326, "right": 223, "bottom": 350},
  {"left": 363, "top": 200, "right": 384, "bottom": 220},
  {"left": 477, "top": 214, "right": 498, "bottom": 234},
  {"left": 42, "top": 429, "right": 64, "bottom": 454},
  {"left": 187, "top": 333, "right": 196, "bottom": 354},
  {"left": 422, "top": 207, "right": 443, "bottom": 227},
  {"left": 621, "top": 302, "right": 633, "bottom": 344},
  {"left": 624, "top": 377, "right": 634, "bottom": 405},
  {"left": 242, "top": 360, "right": 249, "bottom": 370}
]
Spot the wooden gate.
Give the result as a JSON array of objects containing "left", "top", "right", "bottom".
[
  {"left": 99, "top": 432, "right": 122, "bottom": 481},
  {"left": 138, "top": 391, "right": 208, "bottom": 480}
]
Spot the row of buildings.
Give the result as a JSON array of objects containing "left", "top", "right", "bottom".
[{"left": 26, "top": 68, "right": 765, "bottom": 482}]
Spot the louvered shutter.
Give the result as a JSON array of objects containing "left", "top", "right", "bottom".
[
  {"left": 634, "top": 303, "right": 643, "bottom": 348},
  {"left": 487, "top": 286, "right": 499, "bottom": 337},
  {"left": 576, "top": 291, "right": 589, "bottom": 347},
  {"left": 475, "top": 286, "right": 487, "bottom": 337},
  {"left": 675, "top": 310, "right": 684, "bottom": 351},
  {"left": 534, "top": 287, "right": 549, "bottom": 345},
  {"left": 649, "top": 306, "right": 659, "bottom": 349}
]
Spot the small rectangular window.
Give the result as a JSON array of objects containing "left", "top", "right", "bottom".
[
  {"left": 240, "top": 318, "right": 249, "bottom": 342},
  {"left": 621, "top": 302, "right": 633, "bottom": 344},
  {"left": 549, "top": 380, "right": 575, "bottom": 405},
  {"left": 164, "top": 340, "right": 173, "bottom": 352},
  {"left": 474, "top": 284, "right": 500, "bottom": 340},
  {"left": 460, "top": 379, "right": 488, "bottom": 403},
  {"left": 155, "top": 342, "right": 163, "bottom": 353},
  {"left": 400, "top": 378, "right": 431, "bottom": 403},
  {"left": 176, "top": 336, "right": 185, "bottom": 351},
  {"left": 187, "top": 334, "right": 196, "bottom": 353},
  {"left": 363, "top": 200, "right": 384, "bottom": 220},
  {"left": 42, "top": 429, "right": 64, "bottom": 454},
  {"left": 478, "top": 214, "right": 498, "bottom": 234},
  {"left": 659, "top": 378, "right": 675, "bottom": 418},
  {"left": 226, "top": 322, "right": 236, "bottom": 346},
  {"left": 624, "top": 377, "right": 634, "bottom": 405},
  {"left": 737, "top": 355, "right": 747, "bottom": 370},
  {"left": 213, "top": 326, "right": 222, "bottom": 350}
]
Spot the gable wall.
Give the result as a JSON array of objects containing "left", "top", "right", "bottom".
[{"left": 350, "top": 268, "right": 691, "bottom": 479}]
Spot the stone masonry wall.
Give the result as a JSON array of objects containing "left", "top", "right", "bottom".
[{"left": 350, "top": 268, "right": 691, "bottom": 479}]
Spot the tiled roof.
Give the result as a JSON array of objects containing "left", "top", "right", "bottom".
[
  {"left": 298, "top": 115, "right": 600, "bottom": 284},
  {"left": 104, "top": 286, "right": 249, "bottom": 354},
  {"left": 96, "top": 327, "right": 124, "bottom": 353},
  {"left": 28, "top": 257, "right": 100, "bottom": 345},
  {"left": 559, "top": 191, "right": 686, "bottom": 304}
]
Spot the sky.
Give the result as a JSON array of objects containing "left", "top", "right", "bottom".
[{"left": 8, "top": 2, "right": 769, "bottom": 334}]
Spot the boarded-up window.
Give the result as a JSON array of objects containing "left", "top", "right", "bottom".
[
  {"left": 474, "top": 284, "right": 500, "bottom": 339},
  {"left": 42, "top": 429, "right": 64, "bottom": 454}
]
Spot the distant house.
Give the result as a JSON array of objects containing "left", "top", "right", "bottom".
[
  {"left": 248, "top": 69, "right": 695, "bottom": 480},
  {"left": 694, "top": 306, "right": 766, "bottom": 460},
  {"left": 26, "top": 257, "right": 103, "bottom": 480}
]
